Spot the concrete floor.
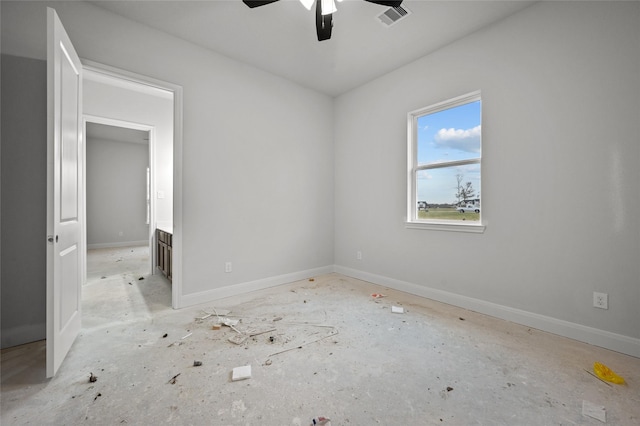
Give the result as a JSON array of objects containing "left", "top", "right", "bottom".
[{"left": 2, "top": 248, "right": 640, "bottom": 425}]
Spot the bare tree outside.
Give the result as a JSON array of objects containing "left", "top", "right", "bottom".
[{"left": 455, "top": 173, "right": 475, "bottom": 205}]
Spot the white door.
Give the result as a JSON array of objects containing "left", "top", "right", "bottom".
[{"left": 46, "top": 7, "right": 83, "bottom": 378}]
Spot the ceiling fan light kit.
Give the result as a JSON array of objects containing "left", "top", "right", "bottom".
[{"left": 242, "top": 0, "right": 403, "bottom": 41}]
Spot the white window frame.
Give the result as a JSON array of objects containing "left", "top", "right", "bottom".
[{"left": 406, "top": 91, "right": 485, "bottom": 233}]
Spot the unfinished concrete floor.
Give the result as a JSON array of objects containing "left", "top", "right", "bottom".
[{"left": 2, "top": 250, "right": 639, "bottom": 425}]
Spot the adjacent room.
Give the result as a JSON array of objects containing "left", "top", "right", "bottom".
[{"left": 2, "top": 1, "right": 639, "bottom": 424}]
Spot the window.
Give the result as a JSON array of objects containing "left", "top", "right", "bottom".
[{"left": 407, "top": 91, "right": 484, "bottom": 232}]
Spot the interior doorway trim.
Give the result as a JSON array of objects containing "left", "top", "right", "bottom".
[
  {"left": 84, "top": 116, "right": 155, "bottom": 276},
  {"left": 81, "top": 59, "right": 184, "bottom": 309}
]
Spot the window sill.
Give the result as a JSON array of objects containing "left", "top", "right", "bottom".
[{"left": 405, "top": 221, "right": 486, "bottom": 233}]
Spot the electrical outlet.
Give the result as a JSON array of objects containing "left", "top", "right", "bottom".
[
  {"left": 225, "top": 262, "right": 232, "bottom": 273},
  {"left": 356, "top": 251, "right": 362, "bottom": 260},
  {"left": 593, "top": 292, "right": 608, "bottom": 309}
]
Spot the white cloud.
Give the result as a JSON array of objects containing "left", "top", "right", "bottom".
[
  {"left": 434, "top": 125, "right": 481, "bottom": 153},
  {"left": 417, "top": 170, "right": 432, "bottom": 179}
]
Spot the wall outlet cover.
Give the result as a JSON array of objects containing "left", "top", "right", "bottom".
[{"left": 593, "top": 292, "right": 608, "bottom": 309}]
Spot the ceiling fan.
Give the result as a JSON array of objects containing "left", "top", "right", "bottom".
[{"left": 242, "top": 0, "right": 403, "bottom": 41}]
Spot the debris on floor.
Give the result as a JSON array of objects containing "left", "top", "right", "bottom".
[
  {"left": 311, "top": 416, "right": 331, "bottom": 425},
  {"left": 212, "top": 324, "right": 222, "bottom": 330},
  {"left": 228, "top": 334, "right": 249, "bottom": 345},
  {"left": 584, "top": 369, "right": 612, "bottom": 387},
  {"left": 218, "top": 317, "right": 239, "bottom": 327},
  {"left": 582, "top": 400, "right": 606, "bottom": 423},
  {"left": 162, "top": 333, "right": 168, "bottom": 338},
  {"left": 309, "top": 278, "right": 315, "bottom": 282},
  {"left": 391, "top": 306, "right": 404, "bottom": 314},
  {"left": 269, "top": 326, "right": 339, "bottom": 357},
  {"left": 446, "top": 386, "right": 454, "bottom": 392},
  {"left": 273, "top": 317, "right": 283, "bottom": 322},
  {"left": 168, "top": 373, "right": 180, "bottom": 384},
  {"left": 193, "top": 361, "right": 202, "bottom": 367},
  {"left": 138, "top": 277, "right": 144, "bottom": 281},
  {"left": 89, "top": 373, "right": 98, "bottom": 383},
  {"left": 371, "top": 293, "right": 386, "bottom": 298},
  {"left": 231, "top": 365, "right": 252, "bottom": 381},
  {"left": 459, "top": 317, "right": 465, "bottom": 321},
  {"left": 197, "top": 308, "right": 232, "bottom": 320},
  {"left": 181, "top": 332, "right": 193, "bottom": 340},
  {"left": 594, "top": 362, "right": 626, "bottom": 384},
  {"left": 93, "top": 393, "right": 102, "bottom": 401}
]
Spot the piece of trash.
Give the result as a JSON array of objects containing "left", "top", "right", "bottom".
[
  {"left": 269, "top": 336, "right": 275, "bottom": 343},
  {"left": 309, "top": 278, "right": 315, "bottom": 282},
  {"left": 138, "top": 277, "right": 144, "bottom": 281},
  {"left": 193, "top": 361, "right": 202, "bottom": 367},
  {"left": 391, "top": 306, "right": 404, "bottom": 314},
  {"left": 459, "top": 317, "right": 465, "bottom": 321},
  {"left": 584, "top": 369, "right": 612, "bottom": 387},
  {"left": 89, "top": 373, "right": 98, "bottom": 383},
  {"left": 168, "top": 373, "right": 180, "bottom": 384},
  {"left": 101, "top": 276, "right": 106, "bottom": 279},
  {"left": 264, "top": 359, "right": 272, "bottom": 366},
  {"left": 446, "top": 386, "right": 454, "bottom": 392},
  {"left": 273, "top": 317, "right": 283, "bottom": 322},
  {"left": 197, "top": 308, "right": 231, "bottom": 320},
  {"left": 218, "top": 317, "right": 239, "bottom": 327},
  {"left": 128, "top": 282, "right": 132, "bottom": 285},
  {"left": 371, "top": 293, "right": 386, "bottom": 298},
  {"left": 311, "top": 416, "right": 331, "bottom": 426},
  {"left": 94, "top": 393, "right": 102, "bottom": 401},
  {"left": 181, "top": 333, "right": 192, "bottom": 340},
  {"left": 594, "top": 362, "right": 626, "bottom": 384},
  {"left": 167, "top": 341, "right": 183, "bottom": 347},
  {"left": 232, "top": 365, "right": 252, "bottom": 381},
  {"left": 212, "top": 324, "right": 222, "bottom": 330},
  {"left": 228, "top": 334, "right": 249, "bottom": 345},
  {"left": 162, "top": 333, "right": 168, "bottom": 338},
  {"left": 582, "top": 400, "right": 606, "bottom": 423}
]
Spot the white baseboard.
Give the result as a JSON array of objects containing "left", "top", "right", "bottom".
[
  {"left": 1, "top": 323, "right": 46, "bottom": 349},
  {"left": 334, "top": 265, "right": 640, "bottom": 359},
  {"left": 179, "top": 265, "right": 335, "bottom": 308},
  {"left": 87, "top": 240, "right": 148, "bottom": 250}
]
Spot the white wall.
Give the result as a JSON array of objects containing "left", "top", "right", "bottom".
[
  {"left": 83, "top": 78, "right": 174, "bottom": 230},
  {"left": 86, "top": 135, "right": 149, "bottom": 248},
  {"left": 334, "top": 1, "right": 640, "bottom": 355},
  {"left": 1, "top": 1, "right": 335, "bottom": 305},
  {"left": 0, "top": 54, "right": 47, "bottom": 348}
]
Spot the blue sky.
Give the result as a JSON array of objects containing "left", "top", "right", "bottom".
[{"left": 416, "top": 100, "right": 481, "bottom": 204}]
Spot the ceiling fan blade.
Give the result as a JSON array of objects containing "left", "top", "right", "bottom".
[
  {"left": 242, "top": 0, "right": 280, "bottom": 8},
  {"left": 316, "top": 0, "right": 333, "bottom": 41},
  {"left": 363, "top": 0, "right": 403, "bottom": 7}
]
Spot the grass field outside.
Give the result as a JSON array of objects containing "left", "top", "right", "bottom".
[{"left": 418, "top": 208, "right": 480, "bottom": 221}]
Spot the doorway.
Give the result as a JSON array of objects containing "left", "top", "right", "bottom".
[
  {"left": 85, "top": 122, "right": 151, "bottom": 284},
  {"left": 82, "top": 61, "right": 182, "bottom": 309}
]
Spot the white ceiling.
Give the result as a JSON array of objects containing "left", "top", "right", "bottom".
[{"left": 89, "top": 0, "right": 535, "bottom": 97}]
